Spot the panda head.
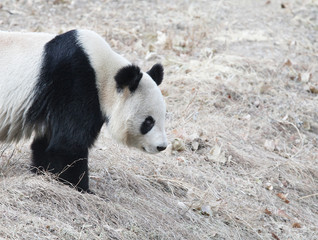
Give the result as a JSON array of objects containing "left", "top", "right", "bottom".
[{"left": 110, "top": 63, "right": 167, "bottom": 154}]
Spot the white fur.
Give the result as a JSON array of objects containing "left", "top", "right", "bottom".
[
  {"left": 0, "top": 31, "right": 55, "bottom": 141},
  {"left": 78, "top": 30, "right": 167, "bottom": 153},
  {"left": 126, "top": 75, "right": 167, "bottom": 153},
  {"left": 0, "top": 29, "right": 167, "bottom": 153}
]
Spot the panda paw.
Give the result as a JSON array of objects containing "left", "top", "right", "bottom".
[
  {"left": 77, "top": 187, "right": 95, "bottom": 195},
  {"left": 85, "top": 189, "right": 95, "bottom": 195}
]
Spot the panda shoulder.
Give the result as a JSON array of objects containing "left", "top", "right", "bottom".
[
  {"left": 76, "top": 29, "right": 111, "bottom": 52},
  {"left": 75, "top": 29, "right": 129, "bottom": 71}
]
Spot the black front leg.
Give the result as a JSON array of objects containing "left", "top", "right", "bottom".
[{"left": 31, "top": 136, "right": 90, "bottom": 192}]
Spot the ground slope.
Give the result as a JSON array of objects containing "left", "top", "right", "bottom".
[{"left": 0, "top": 1, "right": 317, "bottom": 239}]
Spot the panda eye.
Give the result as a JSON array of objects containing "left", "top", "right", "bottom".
[{"left": 140, "top": 116, "right": 155, "bottom": 135}]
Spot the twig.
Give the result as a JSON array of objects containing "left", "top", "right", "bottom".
[
  {"left": 277, "top": 119, "right": 304, "bottom": 159},
  {"left": 299, "top": 193, "right": 318, "bottom": 200}
]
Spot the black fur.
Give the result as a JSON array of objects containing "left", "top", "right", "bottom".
[
  {"left": 147, "top": 63, "right": 164, "bottom": 86},
  {"left": 26, "top": 30, "right": 105, "bottom": 192},
  {"left": 114, "top": 65, "right": 142, "bottom": 92},
  {"left": 140, "top": 116, "right": 155, "bottom": 135}
]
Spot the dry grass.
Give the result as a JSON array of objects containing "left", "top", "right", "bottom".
[{"left": 0, "top": 0, "right": 318, "bottom": 239}]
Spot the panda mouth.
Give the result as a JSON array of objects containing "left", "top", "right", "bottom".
[
  {"left": 142, "top": 146, "right": 152, "bottom": 153},
  {"left": 141, "top": 146, "right": 157, "bottom": 154}
]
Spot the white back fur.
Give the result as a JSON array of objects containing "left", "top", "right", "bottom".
[{"left": 0, "top": 31, "right": 55, "bottom": 141}]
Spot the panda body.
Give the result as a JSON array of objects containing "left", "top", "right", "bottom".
[{"left": 0, "top": 29, "right": 167, "bottom": 192}]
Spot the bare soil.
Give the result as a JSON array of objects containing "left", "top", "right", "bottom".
[{"left": 0, "top": 0, "right": 317, "bottom": 239}]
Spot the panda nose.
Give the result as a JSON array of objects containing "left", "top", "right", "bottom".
[{"left": 157, "top": 146, "right": 167, "bottom": 152}]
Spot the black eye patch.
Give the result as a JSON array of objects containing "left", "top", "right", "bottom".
[{"left": 140, "top": 116, "right": 155, "bottom": 135}]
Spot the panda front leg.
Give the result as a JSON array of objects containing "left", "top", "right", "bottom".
[
  {"left": 31, "top": 135, "right": 50, "bottom": 172},
  {"left": 31, "top": 136, "right": 90, "bottom": 192}
]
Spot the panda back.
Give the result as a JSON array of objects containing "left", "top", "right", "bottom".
[{"left": 0, "top": 31, "right": 54, "bottom": 141}]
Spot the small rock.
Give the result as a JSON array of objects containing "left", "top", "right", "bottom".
[
  {"left": 242, "top": 114, "right": 251, "bottom": 120},
  {"left": 189, "top": 138, "right": 208, "bottom": 152},
  {"left": 171, "top": 138, "right": 185, "bottom": 151},
  {"left": 191, "top": 141, "right": 199, "bottom": 151},
  {"left": 264, "top": 139, "right": 275, "bottom": 151},
  {"left": 208, "top": 145, "right": 227, "bottom": 164},
  {"left": 300, "top": 73, "right": 312, "bottom": 83},
  {"left": 265, "top": 182, "right": 273, "bottom": 191},
  {"left": 156, "top": 31, "right": 167, "bottom": 45}
]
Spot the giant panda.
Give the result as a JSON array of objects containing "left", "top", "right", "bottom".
[{"left": 0, "top": 29, "right": 167, "bottom": 192}]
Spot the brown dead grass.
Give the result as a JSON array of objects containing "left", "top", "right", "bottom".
[{"left": 0, "top": 0, "right": 318, "bottom": 239}]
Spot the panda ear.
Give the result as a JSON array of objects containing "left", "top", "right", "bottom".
[
  {"left": 115, "top": 65, "right": 143, "bottom": 92},
  {"left": 147, "top": 63, "right": 164, "bottom": 86}
]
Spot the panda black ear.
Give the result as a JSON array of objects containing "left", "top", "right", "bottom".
[
  {"left": 115, "top": 65, "right": 143, "bottom": 92},
  {"left": 147, "top": 63, "right": 164, "bottom": 86}
]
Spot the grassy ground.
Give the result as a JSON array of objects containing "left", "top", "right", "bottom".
[{"left": 0, "top": 0, "right": 317, "bottom": 239}]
